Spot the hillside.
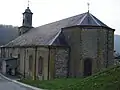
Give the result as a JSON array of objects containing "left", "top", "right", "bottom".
[
  {"left": 62, "top": 66, "right": 120, "bottom": 90},
  {"left": 114, "top": 35, "right": 120, "bottom": 53},
  {"left": 0, "top": 25, "right": 18, "bottom": 46},
  {"left": 20, "top": 65, "right": 120, "bottom": 90}
]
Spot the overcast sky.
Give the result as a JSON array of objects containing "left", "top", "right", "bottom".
[{"left": 0, "top": 0, "right": 119, "bottom": 35}]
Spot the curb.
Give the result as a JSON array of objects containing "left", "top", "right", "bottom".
[{"left": 0, "top": 73, "right": 43, "bottom": 90}]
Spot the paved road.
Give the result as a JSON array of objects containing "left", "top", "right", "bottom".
[{"left": 0, "top": 76, "right": 34, "bottom": 90}]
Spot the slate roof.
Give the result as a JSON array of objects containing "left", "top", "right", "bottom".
[
  {"left": 4, "top": 12, "right": 113, "bottom": 47},
  {"left": 24, "top": 7, "right": 33, "bottom": 14}
]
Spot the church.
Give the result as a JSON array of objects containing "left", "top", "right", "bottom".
[{"left": 0, "top": 5, "right": 115, "bottom": 80}]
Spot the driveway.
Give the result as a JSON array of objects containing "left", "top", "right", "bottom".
[{"left": 0, "top": 75, "right": 34, "bottom": 90}]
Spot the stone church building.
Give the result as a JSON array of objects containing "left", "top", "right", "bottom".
[{"left": 0, "top": 6, "right": 115, "bottom": 80}]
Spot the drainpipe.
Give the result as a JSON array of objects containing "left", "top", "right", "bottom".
[
  {"left": 2, "top": 47, "right": 5, "bottom": 58},
  {"left": 0, "top": 47, "right": 2, "bottom": 58},
  {"left": 48, "top": 46, "right": 50, "bottom": 80},
  {"left": 67, "top": 47, "right": 71, "bottom": 78},
  {"left": 24, "top": 49, "right": 26, "bottom": 78},
  {"left": 33, "top": 46, "right": 37, "bottom": 80},
  {"left": 106, "top": 30, "right": 109, "bottom": 68}
]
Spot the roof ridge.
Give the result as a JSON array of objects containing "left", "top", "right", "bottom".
[
  {"left": 35, "top": 13, "right": 86, "bottom": 28},
  {"left": 89, "top": 13, "right": 101, "bottom": 26},
  {"left": 77, "top": 13, "right": 88, "bottom": 25},
  {"left": 49, "top": 30, "right": 61, "bottom": 45}
]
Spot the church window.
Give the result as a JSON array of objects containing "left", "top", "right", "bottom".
[
  {"left": 10, "top": 53, "right": 12, "bottom": 57},
  {"left": 17, "top": 54, "right": 20, "bottom": 71},
  {"left": 1, "top": 48, "right": 5, "bottom": 58},
  {"left": 38, "top": 56, "right": 43, "bottom": 75},
  {"left": 2, "top": 53, "right": 5, "bottom": 58},
  {"left": 29, "top": 55, "right": 33, "bottom": 72},
  {"left": 17, "top": 54, "right": 20, "bottom": 65}
]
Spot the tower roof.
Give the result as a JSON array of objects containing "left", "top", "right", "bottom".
[
  {"left": 24, "top": 7, "right": 33, "bottom": 14},
  {"left": 74, "top": 12, "right": 108, "bottom": 27}
]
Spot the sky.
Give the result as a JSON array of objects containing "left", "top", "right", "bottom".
[{"left": 0, "top": 0, "right": 120, "bottom": 35}]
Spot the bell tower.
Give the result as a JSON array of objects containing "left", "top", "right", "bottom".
[
  {"left": 22, "top": 7, "right": 33, "bottom": 27},
  {"left": 19, "top": 0, "right": 33, "bottom": 36}
]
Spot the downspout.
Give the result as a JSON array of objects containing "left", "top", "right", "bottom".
[
  {"left": 8, "top": 48, "right": 9, "bottom": 58},
  {"left": 33, "top": 46, "right": 37, "bottom": 80},
  {"left": 48, "top": 46, "right": 50, "bottom": 80},
  {"left": 2, "top": 47, "right": 5, "bottom": 58},
  {"left": 24, "top": 49, "right": 26, "bottom": 78},
  {"left": 0, "top": 47, "right": 2, "bottom": 58},
  {"left": 97, "top": 29, "right": 100, "bottom": 70},
  {"left": 106, "top": 30, "right": 109, "bottom": 68},
  {"left": 112, "top": 30, "right": 115, "bottom": 65},
  {"left": 67, "top": 47, "right": 71, "bottom": 78}
]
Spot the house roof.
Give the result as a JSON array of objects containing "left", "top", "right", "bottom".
[{"left": 3, "top": 12, "right": 113, "bottom": 47}]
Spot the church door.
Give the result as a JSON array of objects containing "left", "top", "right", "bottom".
[{"left": 83, "top": 58, "right": 92, "bottom": 76}]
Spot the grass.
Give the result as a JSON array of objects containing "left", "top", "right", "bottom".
[
  {"left": 19, "top": 77, "right": 83, "bottom": 90},
  {"left": 19, "top": 65, "right": 120, "bottom": 90}
]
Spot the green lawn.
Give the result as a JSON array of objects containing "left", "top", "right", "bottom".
[
  {"left": 19, "top": 65, "right": 120, "bottom": 90},
  {"left": 19, "top": 78, "right": 83, "bottom": 90}
]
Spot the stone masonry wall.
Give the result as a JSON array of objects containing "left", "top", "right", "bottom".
[
  {"left": 55, "top": 48, "right": 69, "bottom": 78},
  {"left": 81, "top": 28, "right": 98, "bottom": 73},
  {"left": 107, "top": 30, "right": 114, "bottom": 66}
]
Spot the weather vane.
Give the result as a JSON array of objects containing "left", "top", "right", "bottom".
[
  {"left": 87, "top": 2, "right": 90, "bottom": 12},
  {"left": 28, "top": 0, "right": 30, "bottom": 7}
]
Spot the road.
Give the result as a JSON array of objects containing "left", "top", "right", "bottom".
[{"left": 0, "top": 75, "right": 34, "bottom": 90}]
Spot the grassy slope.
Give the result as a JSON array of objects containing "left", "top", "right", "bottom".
[{"left": 20, "top": 65, "right": 120, "bottom": 90}]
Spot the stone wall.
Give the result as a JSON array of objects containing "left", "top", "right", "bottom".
[
  {"left": 63, "top": 27, "right": 81, "bottom": 77},
  {"left": 63, "top": 27, "right": 99, "bottom": 76},
  {"left": 18, "top": 47, "right": 49, "bottom": 80},
  {"left": 63, "top": 26, "right": 114, "bottom": 77},
  {"left": 107, "top": 30, "right": 114, "bottom": 66},
  {"left": 81, "top": 28, "right": 98, "bottom": 73},
  {"left": 19, "top": 48, "right": 25, "bottom": 75},
  {"left": 99, "top": 29, "right": 107, "bottom": 69},
  {"left": 54, "top": 48, "right": 69, "bottom": 78},
  {"left": 36, "top": 47, "right": 49, "bottom": 80}
]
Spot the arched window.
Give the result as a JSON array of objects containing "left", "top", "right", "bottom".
[
  {"left": 10, "top": 53, "right": 12, "bottom": 57},
  {"left": 17, "top": 54, "right": 20, "bottom": 71},
  {"left": 17, "top": 54, "right": 20, "bottom": 65},
  {"left": 29, "top": 55, "right": 33, "bottom": 72},
  {"left": 38, "top": 56, "right": 43, "bottom": 75}
]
